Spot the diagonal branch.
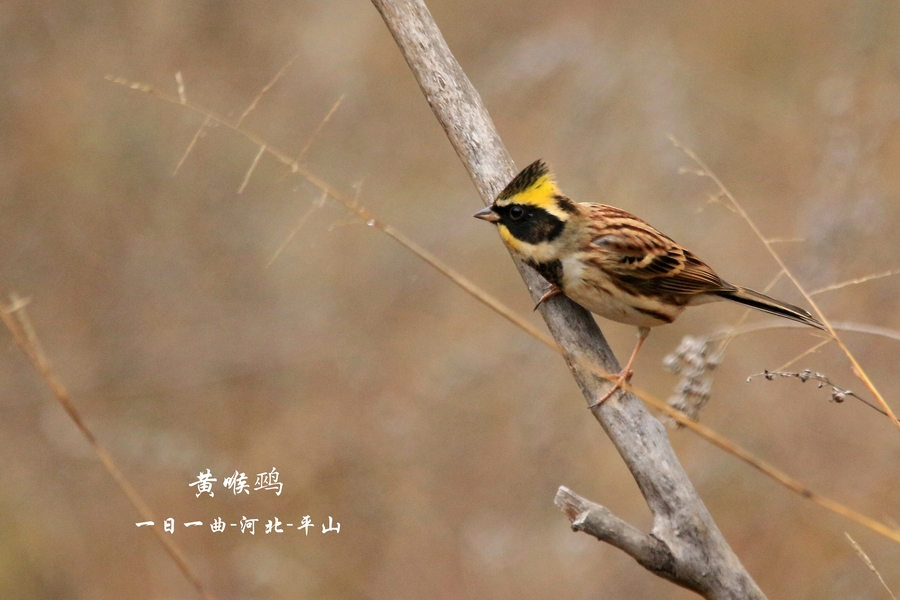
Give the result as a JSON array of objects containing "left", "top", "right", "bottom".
[{"left": 370, "top": 0, "right": 765, "bottom": 598}]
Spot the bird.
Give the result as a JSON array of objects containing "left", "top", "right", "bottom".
[{"left": 474, "top": 159, "right": 826, "bottom": 407}]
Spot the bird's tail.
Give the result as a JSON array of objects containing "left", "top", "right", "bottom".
[{"left": 717, "top": 286, "right": 826, "bottom": 330}]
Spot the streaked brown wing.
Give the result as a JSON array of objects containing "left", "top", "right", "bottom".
[{"left": 585, "top": 203, "right": 730, "bottom": 296}]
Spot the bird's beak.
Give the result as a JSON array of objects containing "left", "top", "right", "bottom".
[{"left": 473, "top": 206, "right": 500, "bottom": 223}]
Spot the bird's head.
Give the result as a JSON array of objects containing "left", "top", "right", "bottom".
[{"left": 473, "top": 160, "right": 580, "bottom": 255}]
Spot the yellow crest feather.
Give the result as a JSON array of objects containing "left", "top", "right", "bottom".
[{"left": 495, "top": 160, "right": 561, "bottom": 211}]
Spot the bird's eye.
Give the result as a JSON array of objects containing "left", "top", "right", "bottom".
[{"left": 508, "top": 206, "right": 526, "bottom": 221}]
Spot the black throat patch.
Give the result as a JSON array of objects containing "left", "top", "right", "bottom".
[{"left": 527, "top": 259, "right": 564, "bottom": 288}]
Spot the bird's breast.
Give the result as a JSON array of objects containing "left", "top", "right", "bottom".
[{"left": 558, "top": 256, "right": 684, "bottom": 327}]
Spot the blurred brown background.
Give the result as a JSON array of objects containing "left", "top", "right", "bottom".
[{"left": 1, "top": 1, "right": 899, "bottom": 598}]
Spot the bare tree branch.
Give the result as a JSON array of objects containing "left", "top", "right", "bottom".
[
  {"left": 555, "top": 487, "right": 677, "bottom": 580},
  {"left": 370, "top": 1, "right": 765, "bottom": 597}
]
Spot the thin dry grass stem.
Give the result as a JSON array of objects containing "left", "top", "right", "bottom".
[
  {"left": 265, "top": 190, "right": 327, "bottom": 268},
  {"left": 351, "top": 179, "right": 364, "bottom": 206},
  {"left": 776, "top": 338, "right": 832, "bottom": 372},
  {"left": 105, "top": 76, "right": 557, "bottom": 351},
  {"left": 760, "top": 272, "right": 782, "bottom": 294},
  {"left": 846, "top": 533, "right": 898, "bottom": 600},
  {"left": 707, "top": 320, "right": 895, "bottom": 410},
  {"left": 289, "top": 174, "right": 555, "bottom": 351},
  {"left": 175, "top": 71, "right": 186, "bottom": 105},
  {"left": 717, "top": 319, "right": 888, "bottom": 414},
  {"left": 670, "top": 135, "right": 900, "bottom": 432},
  {"left": 349, "top": 205, "right": 558, "bottom": 351},
  {"left": 709, "top": 320, "right": 900, "bottom": 344},
  {"left": 765, "top": 237, "right": 805, "bottom": 244},
  {"left": 809, "top": 269, "right": 900, "bottom": 297},
  {"left": 746, "top": 369, "right": 876, "bottom": 411},
  {"left": 294, "top": 95, "right": 345, "bottom": 163},
  {"left": 326, "top": 218, "right": 364, "bottom": 232},
  {"left": 0, "top": 295, "right": 216, "bottom": 600},
  {"left": 238, "top": 144, "right": 266, "bottom": 193},
  {"left": 827, "top": 321, "right": 900, "bottom": 343},
  {"left": 236, "top": 53, "right": 300, "bottom": 128},
  {"left": 707, "top": 190, "right": 734, "bottom": 211},
  {"left": 175, "top": 114, "right": 212, "bottom": 175},
  {"left": 109, "top": 74, "right": 900, "bottom": 545}
]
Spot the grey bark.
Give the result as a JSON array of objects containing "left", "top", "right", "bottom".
[{"left": 369, "top": 1, "right": 766, "bottom": 598}]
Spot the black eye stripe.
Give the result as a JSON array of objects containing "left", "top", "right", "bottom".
[{"left": 496, "top": 204, "right": 564, "bottom": 244}]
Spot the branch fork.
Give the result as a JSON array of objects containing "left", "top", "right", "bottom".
[{"left": 556, "top": 487, "right": 676, "bottom": 580}]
